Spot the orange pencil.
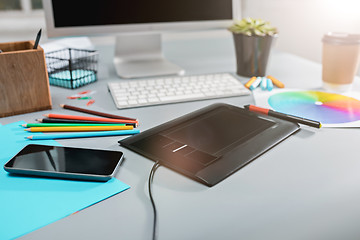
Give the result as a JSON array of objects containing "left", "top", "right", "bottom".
[
  {"left": 267, "top": 75, "right": 285, "bottom": 88},
  {"left": 244, "top": 76, "right": 257, "bottom": 89},
  {"left": 44, "top": 113, "right": 138, "bottom": 124}
]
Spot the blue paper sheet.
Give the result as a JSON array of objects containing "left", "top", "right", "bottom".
[{"left": 0, "top": 121, "right": 130, "bottom": 240}]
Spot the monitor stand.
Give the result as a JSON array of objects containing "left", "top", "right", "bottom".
[{"left": 113, "top": 33, "right": 185, "bottom": 79}]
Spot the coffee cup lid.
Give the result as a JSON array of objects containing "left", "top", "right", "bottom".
[{"left": 322, "top": 32, "right": 360, "bottom": 45}]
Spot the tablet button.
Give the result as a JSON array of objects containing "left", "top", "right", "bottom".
[{"left": 163, "top": 143, "right": 194, "bottom": 155}]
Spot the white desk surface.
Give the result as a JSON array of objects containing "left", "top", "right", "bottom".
[{"left": 2, "top": 35, "right": 360, "bottom": 240}]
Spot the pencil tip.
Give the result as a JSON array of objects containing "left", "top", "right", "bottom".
[
  {"left": 25, "top": 136, "right": 32, "bottom": 139},
  {"left": 60, "top": 104, "right": 64, "bottom": 108},
  {"left": 44, "top": 114, "right": 49, "bottom": 117},
  {"left": 36, "top": 119, "right": 43, "bottom": 122},
  {"left": 21, "top": 124, "right": 26, "bottom": 127}
]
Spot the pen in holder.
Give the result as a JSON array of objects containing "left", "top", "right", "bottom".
[
  {"left": 45, "top": 48, "right": 99, "bottom": 89},
  {"left": 0, "top": 40, "right": 52, "bottom": 117}
]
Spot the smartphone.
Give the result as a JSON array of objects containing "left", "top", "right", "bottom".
[{"left": 4, "top": 144, "right": 124, "bottom": 182}]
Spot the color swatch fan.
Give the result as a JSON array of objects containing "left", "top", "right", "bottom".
[{"left": 267, "top": 91, "right": 360, "bottom": 127}]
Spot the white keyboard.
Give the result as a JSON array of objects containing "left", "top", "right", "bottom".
[{"left": 108, "top": 73, "right": 251, "bottom": 109}]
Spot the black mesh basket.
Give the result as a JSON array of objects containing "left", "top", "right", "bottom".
[{"left": 45, "top": 48, "right": 99, "bottom": 89}]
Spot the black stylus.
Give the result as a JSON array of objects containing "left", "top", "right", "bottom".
[
  {"left": 33, "top": 29, "right": 42, "bottom": 49},
  {"left": 244, "top": 104, "right": 322, "bottom": 128}
]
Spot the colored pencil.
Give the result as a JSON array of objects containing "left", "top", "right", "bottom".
[
  {"left": 25, "top": 125, "right": 133, "bottom": 132},
  {"left": 266, "top": 75, "right": 285, "bottom": 88},
  {"left": 244, "top": 104, "right": 321, "bottom": 128},
  {"left": 26, "top": 129, "right": 140, "bottom": 140},
  {"left": 44, "top": 113, "right": 138, "bottom": 124},
  {"left": 36, "top": 118, "right": 136, "bottom": 127},
  {"left": 260, "top": 77, "right": 267, "bottom": 90},
  {"left": 244, "top": 76, "right": 257, "bottom": 89},
  {"left": 249, "top": 77, "right": 262, "bottom": 90},
  {"left": 22, "top": 123, "right": 126, "bottom": 128},
  {"left": 60, "top": 104, "right": 136, "bottom": 121},
  {"left": 266, "top": 78, "right": 273, "bottom": 91}
]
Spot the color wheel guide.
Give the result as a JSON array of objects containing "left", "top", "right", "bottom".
[{"left": 253, "top": 89, "right": 360, "bottom": 127}]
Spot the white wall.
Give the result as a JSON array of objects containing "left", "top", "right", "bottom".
[
  {"left": 241, "top": 0, "right": 360, "bottom": 63},
  {"left": 2, "top": 0, "right": 359, "bottom": 66},
  {"left": 0, "top": 12, "right": 46, "bottom": 43}
]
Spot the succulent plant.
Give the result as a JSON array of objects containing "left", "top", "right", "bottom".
[{"left": 228, "top": 18, "right": 278, "bottom": 36}]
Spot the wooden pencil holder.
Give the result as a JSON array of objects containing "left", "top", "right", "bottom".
[{"left": 0, "top": 40, "right": 52, "bottom": 118}]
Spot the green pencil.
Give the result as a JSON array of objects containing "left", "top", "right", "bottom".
[{"left": 21, "top": 123, "right": 126, "bottom": 128}]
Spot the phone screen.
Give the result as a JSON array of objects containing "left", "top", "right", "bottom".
[{"left": 4, "top": 145, "right": 123, "bottom": 181}]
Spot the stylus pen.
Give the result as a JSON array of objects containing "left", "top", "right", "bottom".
[
  {"left": 244, "top": 104, "right": 322, "bottom": 128},
  {"left": 33, "top": 29, "right": 42, "bottom": 49},
  {"left": 26, "top": 129, "right": 140, "bottom": 140}
]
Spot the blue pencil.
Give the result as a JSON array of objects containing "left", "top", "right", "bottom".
[{"left": 26, "top": 129, "right": 140, "bottom": 140}]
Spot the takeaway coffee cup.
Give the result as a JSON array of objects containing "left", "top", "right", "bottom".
[{"left": 322, "top": 32, "right": 360, "bottom": 91}]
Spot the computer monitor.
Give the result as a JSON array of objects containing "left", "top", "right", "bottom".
[{"left": 42, "top": 0, "right": 240, "bottom": 78}]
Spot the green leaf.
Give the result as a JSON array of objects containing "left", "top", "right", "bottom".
[{"left": 228, "top": 17, "right": 278, "bottom": 36}]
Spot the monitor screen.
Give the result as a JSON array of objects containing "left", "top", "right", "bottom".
[
  {"left": 42, "top": 0, "right": 240, "bottom": 78},
  {"left": 52, "top": 0, "right": 233, "bottom": 28},
  {"left": 43, "top": 0, "right": 239, "bottom": 37}
]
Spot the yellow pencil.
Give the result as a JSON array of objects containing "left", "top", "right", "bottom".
[
  {"left": 25, "top": 125, "right": 133, "bottom": 132},
  {"left": 244, "top": 76, "right": 257, "bottom": 89},
  {"left": 267, "top": 75, "right": 285, "bottom": 88}
]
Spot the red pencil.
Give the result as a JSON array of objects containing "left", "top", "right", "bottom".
[
  {"left": 60, "top": 104, "right": 136, "bottom": 121},
  {"left": 44, "top": 113, "right": 138, "bottom": 124}
]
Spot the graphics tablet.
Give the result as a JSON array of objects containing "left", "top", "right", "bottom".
[{"left": 119, "top": 103, "right": 299, "bottom": 186}]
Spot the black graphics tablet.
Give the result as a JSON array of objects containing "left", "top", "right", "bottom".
[{"left": 120, "top": 103, "right": 299, "bottom": 186}]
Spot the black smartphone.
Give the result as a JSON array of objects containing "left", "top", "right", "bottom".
[{"left": 4, "top": 144, "right": 124, "bottom": 182}]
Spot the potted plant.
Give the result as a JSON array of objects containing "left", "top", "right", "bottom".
[{"left": 228, "top": 18, "right": 278, "bottom": 77}]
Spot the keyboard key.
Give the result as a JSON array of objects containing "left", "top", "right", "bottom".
[
  {"left": 148, "top": 97, "right": 159, "bottom": 103},
  {"left": 159, "top": 93, "right": 205, "bottom": 102}
]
